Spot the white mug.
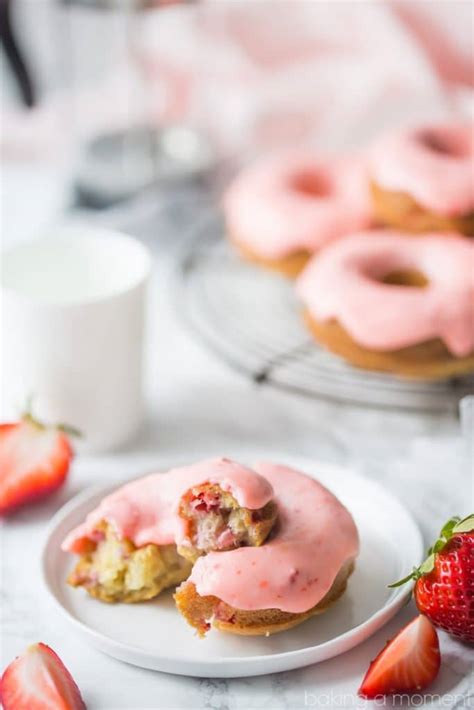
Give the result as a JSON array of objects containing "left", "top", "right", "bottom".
[{"left": 1, "top": 225, "right": 151, "bottom": 452}]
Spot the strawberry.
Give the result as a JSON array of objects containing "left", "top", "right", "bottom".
[
  {"left": 390, "top": 514, "right": 474, "bottom": 643},
  {"left": 358, "top": 615, "right": 440, "bottom": 699},
  {"left": 0, "top": 642, "right": 86, "bottom": 710},
  {"left": 0, "top": 410, "right": 76, "bottom": 515}
]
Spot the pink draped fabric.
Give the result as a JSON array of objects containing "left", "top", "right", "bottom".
[
  {"left": 135, "top": 0, "right": 473, "bottom": 157},
  {"left": 2, "top": 1, "right": 473, "bottom": 161}
]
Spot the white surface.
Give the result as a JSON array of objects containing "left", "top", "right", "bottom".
[
  {"left": 42, "top": 458, "right": 422, "bottom": 678},
  {"left": 1, "top": 226, "right": 150, "bottom": 452}
]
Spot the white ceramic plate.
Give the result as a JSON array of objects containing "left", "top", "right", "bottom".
[{"left": 42, "top": 457, "right": 423, "bottom": 678}]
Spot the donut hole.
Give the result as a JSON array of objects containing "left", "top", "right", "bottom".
[
  {"left": 382, "top": 270, "right": 429, "bottom": 288},
  {"left": 418, "top": 129, "right": 468, "bottom": 158},
  {"left": 291, "top": 171, "right": 332, "bottom": 198}
]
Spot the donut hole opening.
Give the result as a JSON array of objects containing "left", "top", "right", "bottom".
[
  {"left": 382, "top": 270, "right": 429, "bottom": 288},
  {"left": 418, "top": 130, "right": 468, "bottom": 159},
  {"left": 291, "top": 171, "right": 332, "bottom": 198}
]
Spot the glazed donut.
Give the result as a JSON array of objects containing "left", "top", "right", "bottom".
[
  {"left": 296, "top": 230, "right": 474, "bottom": 379},
  {"left": 63, "top": 458, "right": 276, "bottom": 603},
  {"left": 63, "top": 458, "right": 358, "bottom": 637},
  {"left": 369, "top": 123, "right": 474, "bottom": 235},
  {"left": 224, "top": 153, "right": 371, "bottom": 277},
  {"left": 175, "top": 462, "right": 358, "bottom": 636}
]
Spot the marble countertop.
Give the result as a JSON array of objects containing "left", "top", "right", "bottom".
[{"left": 1, "top": 171, "right": 473, "bottom": 710}]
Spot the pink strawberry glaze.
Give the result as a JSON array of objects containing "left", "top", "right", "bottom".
[
  {"left": 189, "top": 462, "right": 359, "bottom": 613},
  {"left": 370, "top": 122, "right": 474, "bottom": 216},
  {"left": 224, "top": 152, "right": 371, "bottom": 259},
  {"left": 296, "top": 231, "right": 474, "bottom": 357},
  {"left": 61, "top": 458, "right": 273, "bottom": 554}
]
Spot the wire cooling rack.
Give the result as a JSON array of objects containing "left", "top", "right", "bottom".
[{"left": 174, "top": 212, "right": 474, "bottom": 412}]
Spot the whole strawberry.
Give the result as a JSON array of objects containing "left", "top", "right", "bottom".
[{"left": 390, "top": 515, "right": 474, "bottom": 644}]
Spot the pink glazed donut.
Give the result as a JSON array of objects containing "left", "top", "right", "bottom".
[
  {"left": 296, "top": 230, "right": 474, "bottom": 378},
  {"left": 224, "top": 152, "right": 371, "bottom": 277},
  {"left": 62, "top": 458, "right": 359, "bottom": 635},
  {"left": 370, "top": 122, "right": 474, "bottom": 235}
]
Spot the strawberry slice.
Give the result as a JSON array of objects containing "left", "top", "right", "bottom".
[
  {"left": 0, "top": 413, "right": 74, "bottom": 515},
  {"left": 0, "top": 642, "right": 86, "bottom": 710},
  {"left": 358, "top": 615, "right": 440, "bottom": 699}
]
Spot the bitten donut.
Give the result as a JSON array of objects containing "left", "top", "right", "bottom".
[
  {"left": 175, "top": 462, "right": 359, "bottom": 636},
  {"left": 370, "top": 123, "right": 474, "bottom": 235},
  {"left": 224, "top": 153, "right": 371, "bottom": 277},
  {"left": 62, "top": 459, "right": 276, "bottom": 603},
  {"left": 178, "top": 481, "right": 276, "bottom": 563},
  {"left": 296, "top": 231, "right": 474, "bottom": 379}
]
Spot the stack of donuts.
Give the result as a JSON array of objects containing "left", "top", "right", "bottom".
[{"left": 224, "top": 122, "right": 474, "bottom": 379}]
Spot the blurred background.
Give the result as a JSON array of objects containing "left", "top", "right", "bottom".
[{"left": 1, "top": 0, "right": 472, "bottom": 243}]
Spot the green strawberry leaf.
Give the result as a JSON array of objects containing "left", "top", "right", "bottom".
[
  {"left": 453, "top": 514, "right": 474, "bottom": 534},
  {"left": 438, "top": 516, "right": 460, "bottom": 540},
  {"left": 388, "top": 514, "right": 470, "bottom": 589},
  {"left": 388, "top": 570, "right": 419, "bottom": 588},
  {"left": 21, "top": 397, "right": 82, "bottom": 438},
  {"left": 418, "top": 553, "right": 435, "bottom": 575},
  {"left": 57, "top": 423, "right": 83, "bottom": 439}
]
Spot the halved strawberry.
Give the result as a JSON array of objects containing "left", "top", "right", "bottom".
[
  {"left": 390, "top": 514, "right": 474, "bottom": 643},
  {"left": 0, "top": 412, "right": 75, "bottom": 515},
  {"left": 358, "top": 615, "right": 440, "bottom": 699},
  {"left": 0, "top": 642, "right": 86, "bottom": 710}
]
